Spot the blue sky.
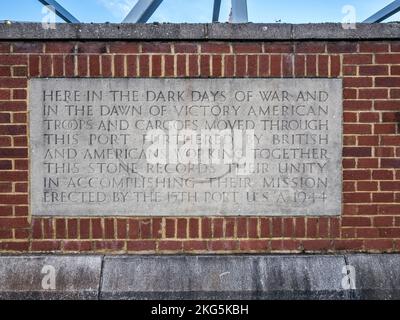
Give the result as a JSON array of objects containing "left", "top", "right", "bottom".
[{"left": 1, "top": 0, "right": 399, "bottom": 23}]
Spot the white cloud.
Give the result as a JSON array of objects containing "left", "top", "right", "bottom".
[{"left": 97, "top": 0, "right": 138, "bottom": 19}]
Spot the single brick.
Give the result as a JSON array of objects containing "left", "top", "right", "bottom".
[
  {"left": 201, "top": 43, "right": 230, "bottom": 53},
  {"left": 233, "top": 43, "right": 262, "bottom": 53},
  {"left": 109, "top": 42, "right": 139, "bottom": 53}
]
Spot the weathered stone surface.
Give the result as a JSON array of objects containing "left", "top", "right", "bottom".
[
  {"left": 0, "top": 256, "right": 102, "bottom": 299},
  {"left": 1, "top": 254, "right": 400, "bottom": 300},
  {"left": 292, "top": 23, "right": 400, "bottom": 40},
  {"left": 0, "top": 22, "right": 399, "bottom": 40},
  {"left": 100, "top": 255, "right": 349, "bottom": 299},
  {"left": 30, "top": 78, "right": 342, "bottom": 216},
  {"left": 347, "top": 254, "right": 400, "bottom": 299}
]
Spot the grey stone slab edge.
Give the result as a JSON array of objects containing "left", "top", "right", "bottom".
[
  {"left": 1, "top": 254, "right": 400, "bottom": 300},
  {"left": 0, "top": 23, "right": 400, "bottom": 40},
  {"left": 0, "top": 255, "right": 102, "bottom": 300}
]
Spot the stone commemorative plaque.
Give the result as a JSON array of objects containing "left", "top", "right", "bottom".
[{"left": 30, "top": 78, "right": 342, "bottom": 216}]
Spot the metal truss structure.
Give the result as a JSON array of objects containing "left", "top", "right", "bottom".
[
  {"left": 36, "top": 0, "right": 247, "bottom": 23},
  {"left": 37, "top": 0, "right": 80, "bottom": 23},
  {"left": 36, "top": 0, "right": 400, "bottom": 24},
  {"left": 122, "top": 0, "right": 164, "bottom": 23},
  {"left": 363, "top": 0, "right": 400, "bottom": 23}
]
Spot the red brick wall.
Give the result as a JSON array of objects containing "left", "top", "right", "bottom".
[{"left": 0, "top": 40, "right": 399, "bottom": 253}]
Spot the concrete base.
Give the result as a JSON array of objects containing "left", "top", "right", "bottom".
[
  {"left": 1, "top": 23, "right": 400, "bottom": 41},
  {"left": 0, "top": 254, "right": 399, "bottom": 300}
]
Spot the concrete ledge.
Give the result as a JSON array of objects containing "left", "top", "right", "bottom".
[
  {"left": 0, "top": 254, "right": 399, "bottom": 300},
  {"left": 0, "top": 255, "right": 101, "bottom": 300},
  {"left": 0, "top": 22, "right": 399, "bottom": 41},
  {"left": 101, "top": 255, "right": 348, "bottom": 300},
  {"left": 347, "top": 254, "right": 400, "bottom": 299}
]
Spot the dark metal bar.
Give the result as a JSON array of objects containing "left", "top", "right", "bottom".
[
  {"left": 363, "top": 0, "right": 400, "bottom": 23},
  {"left": 123, "top": 0, "right": 164, "bottom": 23},
  {"left": 213, "top": 0, "right": 222, "bottom": 22},
  {"left": 37, "top": 0, "right": 80, "bottom": 23}
]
